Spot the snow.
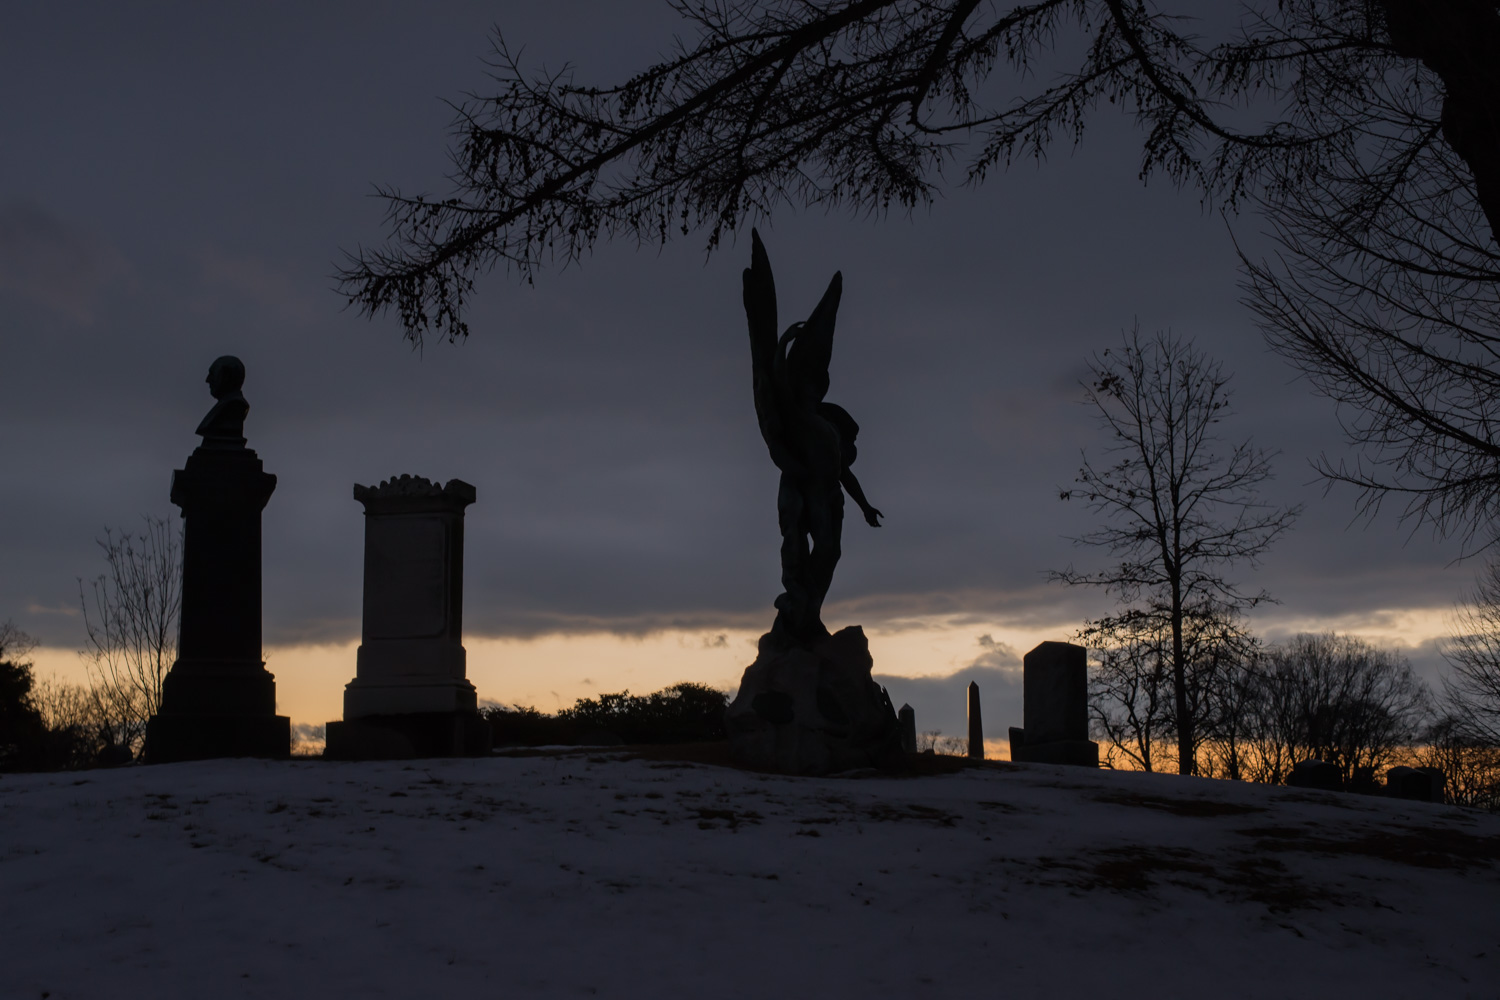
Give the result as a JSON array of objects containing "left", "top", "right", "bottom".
[{"left": 2, "top": 750, "right": 1496, "bottom": 998}]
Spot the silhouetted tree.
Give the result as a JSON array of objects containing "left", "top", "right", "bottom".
[
  {"left": 77, "top": 517, "right": 182, "bottom": 754},
  {"left": 0, "top": 621, "right": 46, "bottom": 771},
  {"left": 28, "top": 674, "right": 114, "bottom": 768},
  {"left": 1234, "top": 3, "right": 1500, "bottom": 545},
  {"left": 1089, "top": 598, "right": 1261, "bottom": 775},
  {"left": 1417, "top": 716, "right": 1500, "bottom": 810},
  {"left": 1194, "top": 633, "right": 1265, "bottom": 781},
  {"left": 1089, "top": 625, "right": 1173, "bottom": 772},
  {"left": 1056, "top": 328, "right": 1300, "bottom": 774},
  {"left": 337, "top": 2, "right": 1500, "bottom": 347},
  {"left": 1441, "top": 556, "right": 1500, "bottom": 745},
  {"left": 1256, "top": 632, "right": 1430, "bottom": 786}
]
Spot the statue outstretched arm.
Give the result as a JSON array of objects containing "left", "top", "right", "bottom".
[{"left": 841, "top": 468, "right": 883, "bottom": 527}]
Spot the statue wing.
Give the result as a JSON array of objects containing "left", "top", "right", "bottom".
[
  {"left": 785, "top": 271, "right": 841, "bottom": 404},
  {"left": 743, "top": 229, "right": 787, "bottom": 456}
]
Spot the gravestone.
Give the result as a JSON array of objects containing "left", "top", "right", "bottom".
[
  {"left": 898, "top": 703, "right": 916, "bottom": 754},
  {"left": 967, "top": 681, "right": 984, "bottom": 759},
  {"left": 1287, "top": 758, "right": 1343, "bottom": 791},
  {"left": 145, "top": 356, "right": 289, "bottom": 762},
  {"left": 1385, "top": 765, "right": 1446, "bottom": 803},
  {"left": 1008, "top": 641, "right": 1099, "bottom": 767},
  {"left": 324, "top": 475, "right": 490, "bottom": 759}
]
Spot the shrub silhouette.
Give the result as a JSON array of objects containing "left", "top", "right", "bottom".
[
  {"left": 0, "top": 657, "right": 47, "bottom": 771},
  {"left": 484, "top": 682, "right": 728, "bottom": 748},
  {"left": 481, "top": 704, "right": 576, "bottom": 747}
]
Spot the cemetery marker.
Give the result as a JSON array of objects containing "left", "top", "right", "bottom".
[{"left": 145, "top": 356, "right": 289, "bottom": 762}]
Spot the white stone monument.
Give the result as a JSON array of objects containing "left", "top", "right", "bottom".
[{"left": 324, "top": 475, "right": 490, "bottom": 758}]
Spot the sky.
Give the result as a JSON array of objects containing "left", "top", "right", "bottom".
[{"left": 0, "top": 2, "right": 1476, "bottom": 737}]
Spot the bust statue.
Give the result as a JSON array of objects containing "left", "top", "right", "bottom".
[{"left": 194, "top": 355, "right": 250, "bottom": 450}]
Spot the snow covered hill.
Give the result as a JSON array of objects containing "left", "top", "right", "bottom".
[{"left": 2, "top": 749, "right": 1496, "bottom": 998}]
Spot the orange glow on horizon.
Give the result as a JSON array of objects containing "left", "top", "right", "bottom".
[{"left": 23, "top": 606, "right": 1455, "bottom": 733}]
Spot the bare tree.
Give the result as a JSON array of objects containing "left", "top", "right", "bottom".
[
  {"left": 30, "top": 675, "right": 98, "bottom": 734},
  {"left": 77, "top": 517, "right": 182, "bottom": 754},
  {"left": 1257, "top": 632, "right": 1430, "bottom": 786},
  {"left": 1212, "top": 647, "right": 1301, "bottom": 785},
  {"left": 1055, "top": 328, "right": 1300, "bottom": 774},
  {"left": 335, "top": 1, "right": 1500, "bottom": 347},
  {"left": 1416, "top": 716, "right": 1500, "bottom": 811},
  {"left": 1089, "top": 602, "right": 1260, "bottom": 775},
  {"left": 1441, "top": 556, "right": 1500, "bottom": 744},
  {"left": 1089, "top": 628, "right": 1170, "bottom": 772},
  {"left": 0, "top": 620, "right": 38, "bottom": 667},
  {"left": 1193, "top": 633, "right": 1263, "bottom": 781},
  {"left": 1233, "top": 2, "right": 1500, "bottom": 545},
  {"left": 1, "top": 621, "right": 46, "bottom": 770},
  {"left": 26, "top": 676, "right": 114, "bottom": 769}
]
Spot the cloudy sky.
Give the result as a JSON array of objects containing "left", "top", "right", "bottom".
[{"left": 1, "top": 3, "right": 1473, "bottom": 737}]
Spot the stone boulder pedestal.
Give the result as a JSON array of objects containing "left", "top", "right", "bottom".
[{"left": 726, "top": 626, "right": 901, "bottom": 774}]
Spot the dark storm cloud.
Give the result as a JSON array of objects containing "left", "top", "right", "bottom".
[
  {"left": 0, "top": 3, "right": 1471, "bottom": 656},
  {"left": 876, "top": 635, "right": 1024, "bottom": 740},
  {"left": 0, "top": 202, "right": 131, "bottom": 324}
]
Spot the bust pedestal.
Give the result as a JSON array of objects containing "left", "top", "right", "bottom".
[{"left": 145, "top": 446, "right": 289, "bottom": 762}]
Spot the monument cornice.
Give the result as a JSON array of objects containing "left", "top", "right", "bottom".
[{"left": 354, "top": 474, "right": 475, "bottom": 513}]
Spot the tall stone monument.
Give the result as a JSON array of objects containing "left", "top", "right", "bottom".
[
  {"left": 1008, "top": 641, "right": 1099, "bottom": 767},
  {"left": 324, "top": 475, "right": 490, "bottom": 759},
  {"left": 967, "top": 681, "right": 984, "bottom": 759},
  {"left": 724, "top": 230, "right": 902, "bottom": 774},
  {"left": 145, "top": 356, "right": 289, "bottom": 762}
]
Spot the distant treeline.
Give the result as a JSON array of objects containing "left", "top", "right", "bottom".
[
  {"left": 481, "top": 682, "right": 728, "bottom": 748},
  {"left": 1089, "top": 630, "right": 1500, "bottom": 811}
]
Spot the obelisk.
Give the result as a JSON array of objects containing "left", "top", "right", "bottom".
[{"left": 967, "top": 681, "right": 984, "bottom": 759}]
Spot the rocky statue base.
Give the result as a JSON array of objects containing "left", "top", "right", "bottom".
[
  {"left": 324, "top": 711, "right": 491, "bottom": 761},
  {"left": 726, "top": 626, "right": 902, "bottom": 775}
]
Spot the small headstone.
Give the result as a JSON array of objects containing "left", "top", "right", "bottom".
[
  {"left": 1349, "top": 765, "right": 1382, "bottom": 796},
  {"left": 324, "top": 475, "right": 490, "bottom": 759},
  {"left": 145, "top": 356, "right": 289, "bottom": 763},
  {"left": 1009, "top": 642, "right": 1098, "bottom": 767},
  {"left": 95, "top": 742, "right": 133, "bottom": 767},
  {"left": 967, "top": 682, "right": 984, "bottom": 759},
  {"left": 898, "top": 703, "right": 916, "bottom": 754},
  {"left": 1385, "top": 765, "right": 1445, "bottom": 803},
  {"left": 1288, "top": 758, "right": 1342, "bottom": 791}
]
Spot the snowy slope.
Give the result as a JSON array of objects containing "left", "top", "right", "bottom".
[{"left": 2, "top": 750, "right": 1496, "bottom": 999}]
